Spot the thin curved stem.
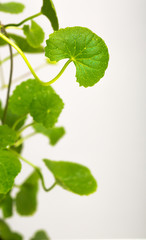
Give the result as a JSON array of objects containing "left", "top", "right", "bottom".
[
  {"left": 0, "top": 32, "right": 72, "bottom": 86},
  {"left": 12, "top": 115, "right": 26, "bottom": 130},
  {"left": 2, "top": 31, "right": 13, "bottom": 124},
  {"left": 17, "top": 122, "right": 35, "bottom": 136},
  {"left": 12, "top": 62, "right": 48, "bottom": 85},
  {"left": 15, "top": 132, "right": 36, "bottom": 147},
  {"left": 4, "top": 12, "right": 42, "bottom": 28},
  {"left": 10, "top": 149, "right": 57, "bottom": 192}
]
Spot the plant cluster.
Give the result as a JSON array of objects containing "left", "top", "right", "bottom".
[{"left": 0, "top": 0, "right": 109, "bottom": 239}]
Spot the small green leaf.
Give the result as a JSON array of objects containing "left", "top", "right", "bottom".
[
  {"left": 0, "top": 125, "right": 17, "bottom": 149},
  {"left": 0, "top": 193, "right": 13, "bottom": 218},
  {"left": 45, "top": 27, "right": 109, "bottom": 87},
  {"left": 0, "top": 219, "right": 23, "bottom": 240},
  {"left": 16, "top": 171, "right": 39, "bottom": 216},
  {"left": 44, "top": 159, "right": 97, "bottom": 195},
  {"left": 23, "top": 20, "right": 45, "bottom": 48},
  {"left": 0, "top": 2, "right": 25, "bottom": 14},
  {"left": 9, "top": 79, "right": 54, "bottom": 116},
  {"left": 41, "top": 0, "right": 59, "bottom": 31},
  {"left": 0, "top": 150, "right": 21, "bottom": 194},
  {"left": 30, "top": 230, "right": 50, "bottom": 240},
  {"left": 9, "top": 34, "right": 44, "bottom": 53},
  {"left": 30, "top": 91, "right": 64, "bottom": 128},
  {"left": 34, "top": 123, "right": 65, "bottom": 145}
]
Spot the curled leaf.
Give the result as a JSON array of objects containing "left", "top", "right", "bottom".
[{"left": 41, "top": 0, "right": 59, "bottom": 31}]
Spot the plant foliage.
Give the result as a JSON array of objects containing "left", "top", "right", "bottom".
[{"left": 0, "top": 0, "right": 109, "bottom": 238}]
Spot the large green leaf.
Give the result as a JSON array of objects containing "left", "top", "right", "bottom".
[
  {"left": 16, "top": 171, "right": 39, "bottom": 216},
  {"left": 41, "top": 0, "right": 59, "bottom": 31},
  {"left": 23, "top": 20, "right": 45, "bottom": 48},
  {"left": 0, "top": 125, "right": 17, "bottom": 149},
  {"left": 0, "top": 2, "right": 25, "bottom": 14},
  {"left": 45, "top": 27, "right": 109, "bottom": 87},
  {"left": 0, "top": 150, "right": 21, "bottom": 194},
  {"left": 34, "top": 123, "right": 65, "bottom": 146},
  {"left": 0, "top": 219, "right": 23, "bottom": 240},
  {"left": 30, "top": 91, "right": 64, "bottom": 128},
  {"left": 44, "top": 159, "right": 97, "bottom": 195},
  {"left": 9, "top": 34, "right": 44, "bottom": 53},
  {"left": 30, "top": 230, "right": 50, "bottom": 240},
  {"left": 9, "top": 79, "right": 54, "bottom": 116},
  {"left": 0, "top": 193, "right": 13, "bottom": 218}
]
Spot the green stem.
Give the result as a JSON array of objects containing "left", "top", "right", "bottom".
[
  {"left": 0, "top": 32, "right": 72, "bottom": 86},
  {"left": 12, "top": 115, "right": 26, "bottom": 130},
  {"left": 4, "top": 12, "right": 42, "bottom": 28},
  {"left": 6, "top": 26, "right": 22, "bottom": 31},
  {"left": 17, "top": 122, "right": 35, "bottom": 136},
  {"left": 15, "top": 132, "right": 36, "bottom": 147},
  {"left": 2, "top": 31, "right": 13, "bottom": 124},
  {"left": 10, "top": 149, "right": 57, "bottom": 192},
  {"left": 46, "top": 59, "right": 72, "bottom": 85},
  {"left": 0, "top": 61, "right": 48, "bottom": 89}
]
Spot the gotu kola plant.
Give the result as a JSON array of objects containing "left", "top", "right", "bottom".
[{"left": 0, "top": 0, "right": 109, "bottom": 239}]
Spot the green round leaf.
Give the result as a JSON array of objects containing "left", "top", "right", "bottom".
[
  {"left": 44, "top": 159, "right": 97, "bottom": 195},
  {"left": 0, "top": 2, "right": 25, "bottom": 14},
  {"left": 41, "top": 0, "right": 59, "bottom": 31},
  {"left": 9, "top": 79, "right": 54, "bottom": 116},
  {"left": 30, "top": 91, "right": 64, "bottom": 128},
  {"left": 0, "top": 150, "right": 21, "bottom": 194},
  {"left": 45, "top": 27, "right": 109, "bottom": 87}
]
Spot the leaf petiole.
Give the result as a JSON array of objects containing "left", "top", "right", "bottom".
[
  {"left": 15, "top": 132, "right": 36, "bottom": 147},
  {"left": 6, "top": 26, "right": 22, "bottom": 31},
  {"left": 0, "top": 32, "right": 72, "bottom": 86},
  {"left": 12, "top": 115, "right": 26, "bottom": 130},
  {"left": 4, "top": 12, "right": 42, "bottom": 28},
  {"left": 10, "top": 149, "right": 57, "bottom": 192},
  {"left": 17, "top": 122, "right": 35, "bottom": 136}
]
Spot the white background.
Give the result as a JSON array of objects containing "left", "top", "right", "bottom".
[{"left": 0, "top": 0, "right": 146, "bottom": 239}]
